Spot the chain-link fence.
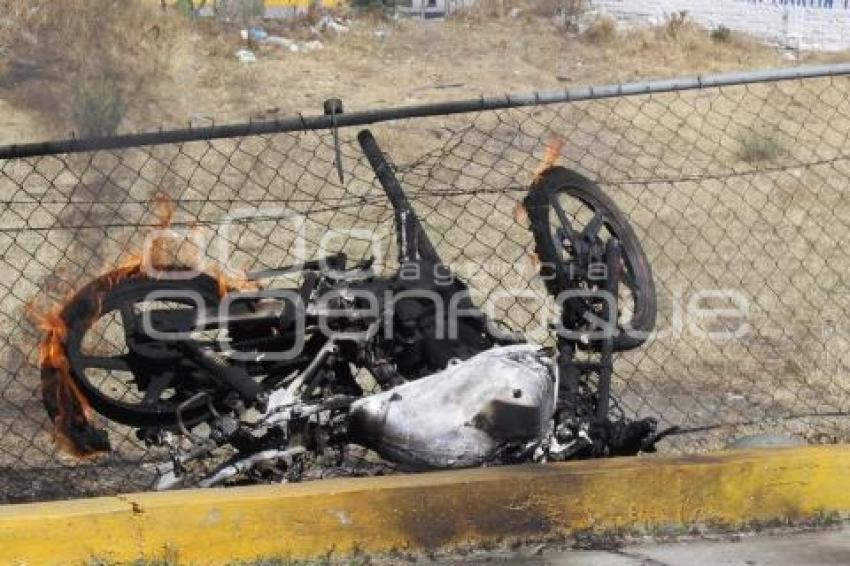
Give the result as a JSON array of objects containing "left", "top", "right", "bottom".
[{"left": 2, "top": 64, "right": 850, "bottom": 503}]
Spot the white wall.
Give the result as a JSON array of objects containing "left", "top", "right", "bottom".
[
  {"left": 590, "top": 0, "right": 850, "bottom": 51},
  {"left": 396, "top": 0, "right": 476, "bottom": 18}
]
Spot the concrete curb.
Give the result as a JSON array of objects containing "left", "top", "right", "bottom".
[{"left": 2, "top": 446, "right": 850, "bottom": 565}]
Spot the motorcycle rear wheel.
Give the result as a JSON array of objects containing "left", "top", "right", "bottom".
[{"left": 44, "top": 265, "right": 226, "bottom": 428}]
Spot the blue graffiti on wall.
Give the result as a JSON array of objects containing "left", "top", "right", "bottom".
[{"left": 746, "top": 0, "right": 849, "bottom": 7}]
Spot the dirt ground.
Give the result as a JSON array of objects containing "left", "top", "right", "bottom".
[{"left": 1, "top": 2, "right": 841, "bottom": 145}]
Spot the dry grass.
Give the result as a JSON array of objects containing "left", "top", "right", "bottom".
[
  {"left": 581, "top": 16, "right": 617, "bottom": 44},
  {"left": 452, "top": 0, "right": 585, "bottom": 21},
  {"left": 736, "top": 128, "right": 786, "bottom": 164},
  {"left": 0, "top": 2, "right": 831, "bottom": 143},
  {"left": 1, "top": 0, "right": 190, "bottom": 136},
  {"left": 710, "top": 25, "right": 733, "bottom": 43},
  {"left": 577, "top": 14, "right": 782, "bottom": 80}
]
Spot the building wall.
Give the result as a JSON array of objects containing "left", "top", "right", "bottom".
[
  {"left": 396, "top": 0, "right": 447, "bottom": 19},
  {"left": 590, "top": 0, "right": 850, "bottom": 51},
  {"left": 396, "top": 0, "right": 476, "bottom": 18}
]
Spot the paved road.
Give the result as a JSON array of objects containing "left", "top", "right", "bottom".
[{"left": 451, "top": 527, "right": 850, "bottom": 565}]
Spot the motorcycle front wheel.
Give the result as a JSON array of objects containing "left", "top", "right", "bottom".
[{"left": 524, "top": 167, "right": 657, "bottom": 351}]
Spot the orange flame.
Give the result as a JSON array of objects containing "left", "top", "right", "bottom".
[
  {"left": 153, "top": 192, "right": 176, "bottom": 228},
  {"left": 26, "top": 193, "right": 257, "bottom": 458},
  {"left": 514, "top": 202, "right": 529, "bottom": 226},
  {"left": 26, "top": 295, "right": 103, "bottom": 459},
  {"left": 207, "top": 263, "right": 258, "bottom": 299},
  {"left": 533, "top": 136, "right": 566, "bottom": 182}
]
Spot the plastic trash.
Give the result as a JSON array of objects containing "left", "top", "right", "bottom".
[
  {"left": 235, "top": 49, "right": 257, "bottom": 63},
  {"left": 248, "top": 27, "right": 268, "bottom": 42},
  {"left": 266, "top": 36, "right": 300, "bottom": 53},
  {"left": 314, "top": 15, "right": 349, "bottom": 34}
]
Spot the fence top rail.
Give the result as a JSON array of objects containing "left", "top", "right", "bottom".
[{"left": 1, "top": 63, "right": 849, "bottom": 160}]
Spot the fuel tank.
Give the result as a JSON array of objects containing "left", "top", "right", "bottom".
[{"left": 349, "top": 345, "right": 556, "bottom": 469}]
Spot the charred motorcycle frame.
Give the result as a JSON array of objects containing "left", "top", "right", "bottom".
[{"left": 39, "top": 129, "right": 666, "bottom": 488}]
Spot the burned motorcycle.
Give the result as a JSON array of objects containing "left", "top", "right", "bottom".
[{"left": 38, "top": 130, "right": 664, "bottom": 489}]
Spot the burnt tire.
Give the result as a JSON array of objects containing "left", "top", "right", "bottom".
[
  {"left": 46, "top": 266, "right": 224, "bottom": 428},
  {"left": 524, "top": 167, "right": 657, "bottom": 352}
]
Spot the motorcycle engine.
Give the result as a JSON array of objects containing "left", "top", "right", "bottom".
[{"left": 349, "top": 345, "right": 556, "bottom": 469}]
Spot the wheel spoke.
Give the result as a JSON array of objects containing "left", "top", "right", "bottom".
[
  {"left": 119, "top": 303, "right": 137, "bottom": 339},
  {"left": 77, "top": 354, "right": 131, "bottom": 372},
  {"left": 55, "top": 271, "right": 225, "bottom": 426},
  {"left": 622, "top": 264, "right": 639, "bottom": 290},
  {"left": 555, "top": 227, "right": 572, "bottom": 247},
  {"left": 551, "top": 198, "right": 578, "bottom": 242},
  {"left": 580, "top": 211, "right": 605, "bottom": 242},
  {"left": 142, "top": 373, "right": 174, "bottom": 405}
]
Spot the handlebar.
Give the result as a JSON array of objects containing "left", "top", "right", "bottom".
[{"left": 357, "top": 130, "right": 441, "bottom": 265}]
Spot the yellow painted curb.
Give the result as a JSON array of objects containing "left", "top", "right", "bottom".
[{"left": 2, "top": 445, "right": 850, "bottom": 565}]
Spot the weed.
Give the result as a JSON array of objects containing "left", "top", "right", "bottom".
[
  {"left": 663, "top": 10, "right": 690, "bottom": 39},
  {"left": 711, "top": 25, "right": 732, "bottom": 43},
  {"left": 450, "top": 0, "right": 585, "bottom": 25},
  {"left": 582, "top": 16, "right": 617, "bottom": 44},
  {"left": 174, "top": 0, "right": 210, "bottom": 18},
  {"left": 551, "top": 0, "right": 587, "bottom": 31},
  {"left": 527, "top": 0, "right": 586, "bottom": 22},
  {"left": 736, "top": 128, "right": 786, "bottom": 164},
  {"left": 69, "top": 69, "right": 126, "bottom": 138},
  {"left": 350, "top": 0, "right": 396, "bottom": 21}
]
